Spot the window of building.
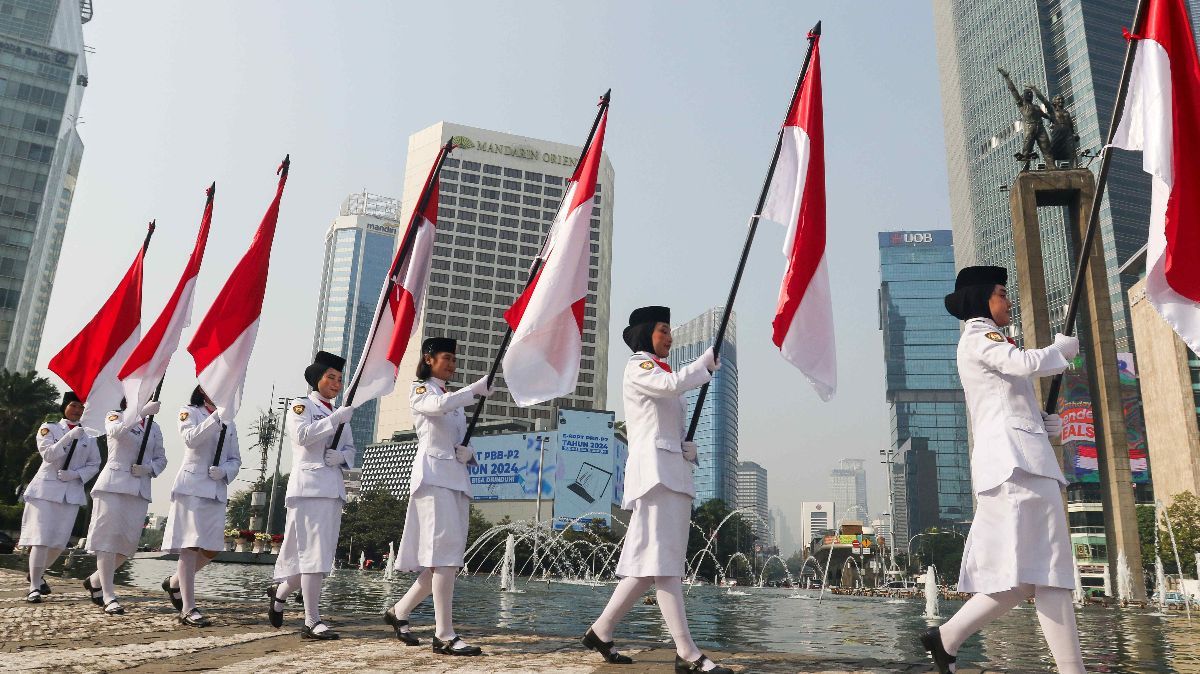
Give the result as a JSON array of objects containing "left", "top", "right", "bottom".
[
  {"left": 524, "top": 171, "right": 542, "bottom": 181},
  {"left": 483, "top": 164, "right": 501, "bottom": 175}
]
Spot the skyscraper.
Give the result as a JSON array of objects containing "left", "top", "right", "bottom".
[
  {"left": 877, "top": 230, "right": 972, "bottom": 526},
  {"left": 311, "top": 192, "right": 400, "bottom": 444},
  {"left": 800, "top": 501, "right": 833, "bottom": 553},
  {"left": 374, "top": 122, "right": 614, "bottom": 440},
  {"left": 0, "top": 0, "right": 90, "bottom": 371},
  {"left": 829, "top": 458, "right": 867, "bottom": 523},
  {"left": 736, "top": 460, "right": 770, "bottom": 544},
  {"left": 668, "top": 307, "right": 738, "bottom": 506}
]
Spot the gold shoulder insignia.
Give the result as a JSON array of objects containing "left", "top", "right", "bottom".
[
  {"left": 293, "top": 404, "right": 306, "bottom": 415},
  {"left": 179, "top": 411, "right": 189, "bottom": 422},
  {"left": 639, "top": 360, "right": 654, "bottom": 370},
  {"left": 39, "top": 427, "right": 50, "bottom": 436},
  {"left": 985, "top": 332, "right": 1005, "bottom": 342},
  {"left": 107, "top": 413, "right": 120, "bottom": 422},
  {"left": 414, "top": 385, "right": 427, "bottom": 395}
]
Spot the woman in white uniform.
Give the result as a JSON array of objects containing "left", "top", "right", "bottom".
[
  {"left": 268, "top": 351, "right": 355, "bottom": 640},
  {"left": 922, "top": 266, "right": 1084, "bottom": 674},
  {"left": 19, "top": 391, "right": 100, "bottom": 603},
  {"left": 383, "top": 337, "right": 492, "bottom": 656},
  {"left": 83, "top": 397, "right": 167, "bottom": 615},
  {"left": 160, "top": 385, "right": 241, "bottom": 627},
  {"left": 582, "top": 306, "right": 730, "bottom": 674}
]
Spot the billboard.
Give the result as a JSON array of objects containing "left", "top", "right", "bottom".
[
  {"left": 469, "top": 432, "right": 556, "bottom": 501},
  {"left": 553, "top": 409, "right": 617, "bottom": 529},
  {"left": 1058, "top": 353, "right": 1150, "bottom": 484}
]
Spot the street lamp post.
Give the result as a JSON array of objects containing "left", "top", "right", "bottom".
[{"left": 879, "top": 447, "right": 898, "bottom": 578}]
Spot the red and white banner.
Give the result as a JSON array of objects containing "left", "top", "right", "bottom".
[
  {"left": 186, "top": 159, "right": 289, "bottom": 419},
  {"left": 502, "top": 104, "right": 608, "bottom": 406},
  {"left": 347, "top": 152, "right": 444, "bottom": 408},
  {"left": 119, "top": 186, "right": 214, "bottom": 425},
  {"left": 760, "top": 33, "right": 836, "bottom": 400},
  {"left": 1112, "top": 0, "right": 1200, "bottom": 353},
  {"left": 48, "top": 226, "right": 151, "bottom": 431}
]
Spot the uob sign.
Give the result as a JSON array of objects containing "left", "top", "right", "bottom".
[{"left": 890, "top": 232, "right": 934, "bottom": 244}]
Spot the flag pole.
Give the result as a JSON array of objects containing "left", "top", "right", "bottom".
[
  {"left": 1042, "top": 0, "right": 1148, "bottom": 414},
  {"left": 684, "top": 22, "right": 821, "bottom": 442},
  {"left": 65, "top": 220, "right": 156, "bottom": 469},
  {"left": 461, "top": 89, "right": 611, "bottom": 446},
  {"left": 327, "top": 140, "right": 455, "bottom": 451}
]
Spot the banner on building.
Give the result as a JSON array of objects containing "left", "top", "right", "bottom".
[
  {"left": 1058, "top": 353, "right": 1150, "bottom": 484},
  {"left": 553, "top": 409, "right": 617, "bottom": 529},
  {"left": 469, "top": 433, "right": 556, "bottom": 501}
]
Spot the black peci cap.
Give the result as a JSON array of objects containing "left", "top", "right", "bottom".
[
  {"left": 305, "top": 350, "right": 347, "bottom": 387},
  {"left": 421, "top": 337, "right": 457, "bottom": 356},
  {"left": 60, "top": 391, "right": 81, "bottom": 415}
]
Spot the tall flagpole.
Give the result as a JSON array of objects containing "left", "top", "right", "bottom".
[
  {"left": 685, "top": 22, "right": 821, "bottom": 442},
  {"left": 461, "top": 89, "right": 611, "bottom": 446},
  {"left": 1041, "top": 0, "right": 1149, "bottom": 413}
]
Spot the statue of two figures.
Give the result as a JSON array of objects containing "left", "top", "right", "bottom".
[{"left": 998, "top": 67, "right": 1079, "bottom": 169}]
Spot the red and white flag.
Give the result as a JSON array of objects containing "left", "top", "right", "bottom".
[
  {"left": 760, "top": 32, "right": 836, "bottom": 400},
  {"left": 187, "top": 158, "right": 289, "bottom": 419},
  {"left": 502, "top": 100, "right": 608, "bottom": 406},
  {"left": 347, "top": 147, "right": 446, "bottom": 407},
  {"left": 48, "top": 224, "right": 152, "bottom": 431},
  {"left": 1111, "top": 0, "right": 1200, "bottom": 353},
  {"left": 119, "top": 185, "right": 214, "bottom": 425}
]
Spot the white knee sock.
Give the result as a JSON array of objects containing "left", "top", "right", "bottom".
[
  {"left": 591, "top": 576, "right": 654, "bottom": 642},
  {"left": 275, "top": 574, "right": 300, "bottom": 612},
  {"left": 939, "top": 584, "right": 1031, "bottom": 661},
  {"left": 28, "top": 545, "right": 49, "bottom": 592},
  {"left": 392, "top": 568, "right": 433, "bottom": 626},
  {"left": 1035, "top": 586, "right": 1085, "bottom": 674},
  {"left": 656, "top": 576, "right": 705, "bottom": 664},
  {"left": 176, "top": 549, "right": 198, "bottom": 614},
  {"left": 95, "top": 551, "right": 122, "bottom": 603},
  {"left": 300, "top": 573, "right": 324, "bottom": 630},
  {"left": 431, "top": 567, "right": 458, "bottom": 641}
]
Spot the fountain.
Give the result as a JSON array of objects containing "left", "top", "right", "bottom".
[
  {"left": 500, "top": 534, "right": 517, "bottom": 591},
  {"left": 756, "top": 554, "right": 797, "bottom": 588},
  {"left": 358, "top": 550, "right": 366, "bottom": 571},
  {"left": 1155, "top": 556, "right": 1167, "bottom": 612},
  {"left": 1158, "top": 499, "right": 1193, "bottom": 620},
  {"left": 923, "top": 565, "right": 939, "bottom": 619},
  {"left": 1116, "top": 550, "right": 1133, "bottom": 603},
  {"left": 384, "top": 541, "right": 396, "bottom": 580},
  {"left": 1072, "top": 556, "right": 1085, "bottom": 606}
]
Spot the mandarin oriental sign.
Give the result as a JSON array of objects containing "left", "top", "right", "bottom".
[{"left": 452, "top": 135, "right": 579, "bottom": 168}]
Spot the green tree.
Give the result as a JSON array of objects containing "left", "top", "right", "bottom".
[
  {"left": 1137, "top": 503, "right": 1158, "bottom": 575},
  {"left": 687, "top": 499, "right": 757, "bottom": 582},
  {"left": 337, "top": 489, "right": 408, "bottom": 563},
  {"left": 1160, "top": 491, "right": 1199, "bottom": 577},
  {"left": 0, "top": 369, "right": 59, "bottom": 504},
  {"left": 227, "top": 473, "right": 290, "bottom": 534},
  {"left": 912, "top": 528, "right": 964, "bottom": 580}
]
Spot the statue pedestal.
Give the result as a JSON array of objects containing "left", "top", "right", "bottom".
[{"left": 1008, "top": 168, "right": 1146, "bottom": 601}]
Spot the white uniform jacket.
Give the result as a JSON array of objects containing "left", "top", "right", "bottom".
[
  {"left": 409, "top": 378, "right": 479, "bottom": 496},
  {"left": 283, "top": 393, "right": 356, "bottom": 504},
  {"left": 22, "top": 419, "right": 101, "bottom": 506},
  {"left": 93, "top": 410, "right": 167, "bottom": 501},
  {"left": 620, "top": 351, "right": 712, "bottom": 509},
  {"left": 171, "top": 405, "right": 241, "bottom": 503},
  {"left": 959, "top": 317, "right": 1071, "bottom": 493}
]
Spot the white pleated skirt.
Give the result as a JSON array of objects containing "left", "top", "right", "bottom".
[
  {"left": 86, "top": 491, "right": 148, "bottom": 558},
  {"left": 161, "top": 494, "right": 226, "bottom": 553},
  {"left": 397, "top": 484, "right": 469, "bottom": 572},
  {"left": 958, "top": 469, "right": 1075, "bottom": 594},
  {"left": 615, "top": 484, "right": 692, "bottom": 578},
  {"left": 273, "top": 496, "right": 343, "bottom": 579},
  {"left": 18, "top": 498, "right": 79, "bottom": 548}
]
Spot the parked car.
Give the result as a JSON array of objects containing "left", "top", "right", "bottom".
[
  {"left": 1163, "top": 591, "right": 1189, "bottom": 608},
  {"left": 0, "top": 531, "right": 15, "bottom": 554}
]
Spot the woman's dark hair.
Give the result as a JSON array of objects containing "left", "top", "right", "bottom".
[
  {"left": 957, "top": 284, "right": 996, "bottom": 321},
  {"left": 190, "top": 385, "right": 206, "bottom": 407},
  {"left": 118, "top": 397, "right": 127, "bottom": 411},
  {"left": 415, "top": 355, "right": 433, "bottom": 381},
  {"left": 625, "top": 321, "right": 658, "bottom": 353}
]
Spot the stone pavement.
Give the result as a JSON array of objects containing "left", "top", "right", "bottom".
[{"left": 0, "top": 569, "right": 987, "bottom": 673}]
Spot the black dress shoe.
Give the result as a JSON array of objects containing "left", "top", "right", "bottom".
[
  {"left": 179, "top": 610, "right": 212, "bottom": 627},
  {"left": 104, "top": 599, "right": 125, "bottom": 615},
  {"left": 25, "top": 590, "right": 42, "bottom": 603},
  {"left": 162, "top": 576, "right": 182, "bottom": 611},
  {"left": 582, "top": 628, "right": 633, "bottom": 664},
  {"left": 83, "top": 577, "right": 103, "bottom": 606},
  {"left": 674, "top": 654, "right": 733, "bottom": 674},
  {"left": 432, "top": 635, "right": 482, "bottom": 656},
  {"left": 383, "top": 607, "right": 420, "bottom": 646},
  {"left": 27, "top": 574, "right": 51, "bottom": 596},
  {"left": 301, "top": 621, "right": 340, "bottom": 640},
  {"left": 921, "top": 627, "right": 957, "bottom": 674},
  {"left": 267, "top": 583, "right": 284, "bottom": 628}
]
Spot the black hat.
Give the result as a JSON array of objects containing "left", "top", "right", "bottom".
[
  {"left": 421, "top": 337, "right": 457, "bottom": 356},
  {"left": 945, "top": 265, "right": 1007, "bottom": 320},
  {"left": 953, "top": 265, "right": 1006, "bottom": 291},
  {"left": 305, "top": 350, "right": 346, "bottom": 387},
  {"left": 60, "top": 391, "right": 81, "bottom": 415},
  {"left": 622, "top": 306, "right": 670, "bottom": 351}
]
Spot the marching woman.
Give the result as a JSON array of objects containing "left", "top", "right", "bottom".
[
  {"left": 383, "top": 337, "right": 492, "bottom": 656},
  {"left": 582, "top": 306, "right": 731, "bottom": 674},
  {"left": 160, "top": 385, "right": 241, "bottom": 627},
  {"left": 268, "top": 351, "right": 355, "bottom": 640},
  {"left": 922, "top": 266, "right": 1083, "bottom": 674},
  {"left": 19, "top": 391, "right": 100, "bottom": 603},
  {"left": 83, "top": 398, "right": 167, "bottom": 614}
]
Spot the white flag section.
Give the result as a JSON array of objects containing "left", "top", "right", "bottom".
[
  {"left": 759, "top": 34, "right": 836, "bottom": 401},
  {"left": 81, "top": 333, "right": 140, "bottom": 432},
  {"left": 502, "top": 107, "right": 608, "bottom": 407},
  {"left": 1111, "top": 0, "right": 1200, "bottom": 354}
]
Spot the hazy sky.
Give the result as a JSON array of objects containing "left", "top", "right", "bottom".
[{"left": 35, "top": 1, "right": 952, "bottom": 543}]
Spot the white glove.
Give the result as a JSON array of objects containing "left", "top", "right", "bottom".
[
  {"left": 1042, "top": 412, "right": 1064, "bottom": 440},
  {"left": 701, "top": 347, "right": 721, "bottom": 372},
  {"left": 140, "top": 401, "right": 161, "bottom": 418},
  {"left": 57, "top": 469, "right": 80, "bottom": 482},
  {"left": 131, "top": 464, "right": 152, "bottom": 477},
  {"left": 455, "top": 444, "right": 477, "bottom": 465},
  {"left": 681, "top": 441, "right": 698, "bottom": 463},
  {"left": 329, "top": 405, "right": 353, "bottom": 425},
  {"left": 324, "top": 448, "right": 343, "bottom": 467},
  {"left": 468, "top": 375, "right": 495, "bottom": 397},
  {"left": 64, "top": 426, "right": 85, "bottom": 442},
  {"left": 208, "top": 466, "right": 226, "bottom": 481},
  {"left": 1053, "top": 333, "right": 1080, "bottom": 359}
]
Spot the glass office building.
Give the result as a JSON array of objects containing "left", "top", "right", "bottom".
[
  {"left": 668, "top": 307, "right": 738, "bottom": 507},
  {"left": 311, "top": 192, "right": 401, "bottom": 444},
  {"left": 877, "top": 230, "right": 972, "bottom": 527}
]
